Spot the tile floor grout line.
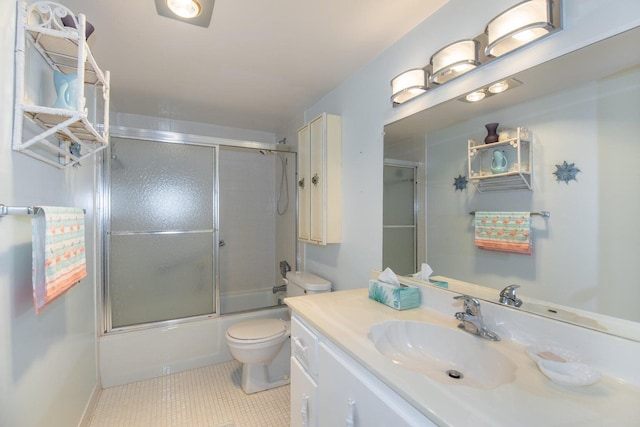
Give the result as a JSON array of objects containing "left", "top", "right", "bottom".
[{"left": 89, "top": 360, "right": 289, "bottom": 427}]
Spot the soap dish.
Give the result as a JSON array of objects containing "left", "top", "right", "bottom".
[
  {"left": 537, "top": 359, "right": 601, "bottom": 387},
  {"left": 526, "top": 345, "right": 580, "bottom": 364},
  {"left": 526, "top": 345, "right": 600, "bottom": 387}
]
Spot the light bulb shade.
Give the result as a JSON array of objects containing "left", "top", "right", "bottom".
[
  {"left": 430, "top": 39, "right": 479, "bottom": 84},
  {"left": 391, "top": 68, "right": 428, "bottom": 105},
  {"left": 485, "top": 0, "right": 561, "bottom": 57},
  {"left": 166, "top": 0, "right": 202, "bottom": 18}
]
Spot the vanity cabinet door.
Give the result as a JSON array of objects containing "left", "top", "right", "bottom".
[
  {"left": 291, "top": 356, "right": 318, "bottom": 427},
  {"left": 317, "top": 342, "right": 433, "bottom": 427}
]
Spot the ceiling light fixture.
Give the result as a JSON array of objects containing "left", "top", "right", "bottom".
[
  {"left": 485, "top": 0, "right": 562, "bottom": 57},
  {"left": 488, "top": 80, "right": 510, "bottom": 94},
  {"left": 465, "top": 90, "right": 486, "bottom": 103},
  {"left": 166, "top": 0, "right": 202, "bottom": 19},
  {"left": 391, "top": 69, "right": 428, "bottom": 105},
  {"left": 430, "top": 39, "right": 480, "bottom": 85},
  {"left": 459, "top": 78, "right": 522, "bottom": 103},
  {"left": 155, "top": 0, "right": 214, "bottom": 27}
]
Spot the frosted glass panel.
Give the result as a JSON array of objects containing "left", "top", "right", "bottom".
[
  {"left": 218, "top": 148, "right": 278, "bottom": 314},
  {"left": 110, "top": 233, "right": 214, "bottom": 328},
  {"left": 383, "top": 227, "right": 415, "bottom": 276},
  {"left": 383, "top": 166, "right": 415, "bottom": 225},
  {"left": 110, "top": 138, "right": 214, "bottom": 231}
]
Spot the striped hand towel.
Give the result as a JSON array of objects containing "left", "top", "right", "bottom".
[
  {"left": 474, "top": 211, "right": 532, "bottom": 255},
  {"left": 31, "top": 206, "right": 87, "bottom": 313}
]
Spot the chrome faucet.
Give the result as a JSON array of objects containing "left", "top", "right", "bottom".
[
  {"left": 499, "top": 284, "right": 523, "bottom": 307},
  {"left": 454, "top": 295, "right": 500, "bottom": 341}
]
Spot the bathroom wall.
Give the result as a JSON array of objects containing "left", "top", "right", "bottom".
[
  {"left": 425, "top": 68, "right": 640, "bottom": 321},
  {"left": 300, "top": 0, "right": 640, "bottom": 291},
  {"left": 0, "top": 2, "right": 99, "bottom": 426}
]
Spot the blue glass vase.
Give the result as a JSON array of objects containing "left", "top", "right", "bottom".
[{"left": 52, "top": 71, "right": 78, "bottom": 110}]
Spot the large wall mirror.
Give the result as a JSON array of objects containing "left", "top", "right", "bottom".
[{"left": 384, "top": 26, "right": 640, "bottom": 341}]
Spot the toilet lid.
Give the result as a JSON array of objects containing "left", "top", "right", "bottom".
[{"left": 227, "top": 319, "right": 286, "bottom": 341}]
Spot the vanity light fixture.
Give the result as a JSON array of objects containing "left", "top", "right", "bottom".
[
  {"left": 458, "top": 78, "right": 522, "bottom": 103},
  {"left": 155, "top": 0, "right": 215, "bottom": 27},
  {"left": 390, "top": 0, "right": 561, "bottom": 106},
  {"left": 485, "top": 0, "right": 562, "bottom": 57},
  {"left": 391, "top": 68, "right": 428, "bottom": 105},
  {"left": 430, "top": 39, "right": 480, "bottom": 85}
]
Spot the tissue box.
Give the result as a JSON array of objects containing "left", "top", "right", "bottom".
[{"left": 368, "top": 280, "right": 420, "bottom": 310}]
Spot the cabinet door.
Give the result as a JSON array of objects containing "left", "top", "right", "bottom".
[
  {"left": 297, "top": 124, "right": 311, "bottom": 241},
  {"left": 291, "top": 357, "right": 318, "bottom": 427},
  {"left": 309, "top": 115, "right": 325, "bottom": 243},
  {"left": 318, "top": 342, "right": 433, "bottom": 427}
]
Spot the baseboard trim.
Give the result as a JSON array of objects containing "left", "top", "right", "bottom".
[{"left": 78, "top": 382, "right": 102, "bottom": 427}]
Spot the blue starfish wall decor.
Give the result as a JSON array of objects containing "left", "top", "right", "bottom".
[
  {"left": 453, "top": 174, "right": 468, "bottom": 191},
  {"left": 553, "top": 161, "right": 580, "bottom": 184}
]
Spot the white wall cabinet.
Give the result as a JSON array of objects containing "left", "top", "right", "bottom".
[
  {"left": 297, "top": 113, "right": 341, "bottom": 245},
  {"left": 290, "top": 314, "right": 435, "bottom": 427}
]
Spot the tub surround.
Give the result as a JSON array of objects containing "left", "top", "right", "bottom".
[
  {"left": 285, "top": 283, "right": 640, "bottom": 426},
  {"left": 99, "top": 307, "right": 289, "bottom": 388}
]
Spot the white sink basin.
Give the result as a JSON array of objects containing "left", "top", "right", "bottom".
[{"left": 368, "top": 320, "right": 516, "bottom": 389}]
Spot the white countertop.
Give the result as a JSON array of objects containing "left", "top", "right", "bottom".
[{"left": 286, "top": 288, "right": 640, "bottom": 427}]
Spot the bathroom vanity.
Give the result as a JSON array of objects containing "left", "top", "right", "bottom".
[{"left": 286, "top": 280, "right": 640, "bottom": 426}]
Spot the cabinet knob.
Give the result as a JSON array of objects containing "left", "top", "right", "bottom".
[
  {"left": 312, "top": 174, "right": 319, "bottom": 186},
  {"left": 298, "top": 178, "right": 305, "bottom": 189},
  {"left": 293, "top": 336, "right": 308, "bottom": 359},
  {"left": 346, "top": 398, "right": 356, "bottom": 427},
  {"left": 301, "top": 394, "right": 309, "bottom": 427}
]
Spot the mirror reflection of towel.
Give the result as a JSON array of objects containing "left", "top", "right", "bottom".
[
  {"left": 31, "top": 206, "right": 87, "bottom": 313},
  {"left": 474, "top": 211, "right": 532, "bottom": 255}
]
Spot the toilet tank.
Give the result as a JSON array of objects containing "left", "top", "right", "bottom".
[{"left": 286, "top": 271, "right": 331, "bottom": 297}]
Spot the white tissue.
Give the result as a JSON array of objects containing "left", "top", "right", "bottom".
[
  {"left": 378, "top": 267, "right": 400, "bottom": 286},
  {"left": 412, "top": 263, "right": 433, "bottom": 281}
]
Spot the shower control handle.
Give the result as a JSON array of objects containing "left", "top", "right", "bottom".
[
  {"left": 311, "top": 174, "right": 319, "bottom": 186},
  {"left": 298, "top": 177, "right": 305, "bottom": 189}
]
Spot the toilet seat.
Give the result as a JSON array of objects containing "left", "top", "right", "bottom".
[{"left": 226, "top": 319, "right": 287, "bottom": 344}]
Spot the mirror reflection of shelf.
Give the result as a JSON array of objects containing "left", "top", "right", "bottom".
[{"left": 468, "top": 127, "right": 532, "bottom": 192}]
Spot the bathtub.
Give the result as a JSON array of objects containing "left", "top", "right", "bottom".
[{"left": 99, "top": 305, "right": 289, "bottom": 388}]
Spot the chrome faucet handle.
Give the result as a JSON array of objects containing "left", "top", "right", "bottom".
[
  {"left": 453, "top": 294, "right": 482, "bottom": 317},
  {"left": 499, "top": 284, "right": 523, "bottom": 307}
]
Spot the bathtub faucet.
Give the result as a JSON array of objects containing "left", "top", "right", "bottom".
[
  {"left": 273, "top": 284, "right": 287, "bottom": 293},
  {"left": 279, "top": 260, "right": 291, "bottom": 279}
]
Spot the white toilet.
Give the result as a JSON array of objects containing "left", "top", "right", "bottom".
[{"left": 225, "top": 271, "right": 331, "bottom": 394}]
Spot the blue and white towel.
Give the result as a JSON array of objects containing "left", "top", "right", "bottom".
[{"left": 31, "top": 206, "right": 86, "bottom": 313}]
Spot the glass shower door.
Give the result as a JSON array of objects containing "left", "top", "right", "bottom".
[
  {"left": 106, "top": 138, "right": 216, "bottom": 329},
  {"left": 383, "top": 163, "right": 417, "bottom": 276}
]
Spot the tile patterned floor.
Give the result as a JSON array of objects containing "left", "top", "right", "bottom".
[{"left": 89, "top": 360, "right": 290, "bottom": 427}]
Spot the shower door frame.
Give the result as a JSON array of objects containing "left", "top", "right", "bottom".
[
  {"left": 382, "top": 159, "right": 419, "bottom": 276},
  {"left": 101, "top": 127, "right": 297, "bottom": 334}
]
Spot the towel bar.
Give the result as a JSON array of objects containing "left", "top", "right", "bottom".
[
  {"left": 469, "top": 211, "right": 550, "bottom": 218},
  {"left": 0, "top": 204, "right": 86, "bottom": 217}
]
